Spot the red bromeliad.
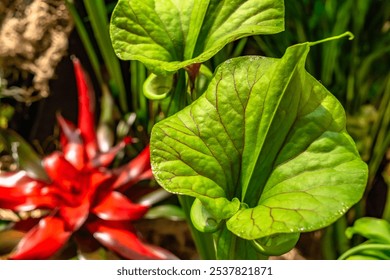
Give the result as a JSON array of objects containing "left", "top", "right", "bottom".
[{"left": 0, "top": 58, "right": 174, "bottom": 260}]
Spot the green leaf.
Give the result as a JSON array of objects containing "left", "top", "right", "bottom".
[
  {"left": 190, "top": 198, "right": 222, "bottom": 233},
  {"left": 251, "top": 233, "right": 300, "bottom": 256},
  {"left": 345, "top": 217, "right": 390, "bottom": 244},
  {"left": 110, "top": 0, "right": 284, "bottom": 74},
  {"left": 151, "top": 41, "right": 367, "bottom": 240},
  {"left": 143, "top": 73, "right": 174, "bottom": 100},
  {"left": 339, "top": 243, "right": 390, "bottom": 260},
  {"left": 213, "top": 225, "right": 266, "bottom": 259},
  {"left": 0, "top": 129, "right": 49, "bottom": 181},
  {"left": 345, "top": 255, "right": 384, "bottom": 260},
  {"left": 144, "top": 204, "right": 186, "bottom": 221}
]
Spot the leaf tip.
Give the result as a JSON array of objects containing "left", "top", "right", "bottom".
[{"left": 308, "top": 31, "right": 355, "bottom": 47}]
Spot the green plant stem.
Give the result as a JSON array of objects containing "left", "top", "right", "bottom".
[
  {"left": 382, "top": 184, "right": 390, "bottom": 222},
  {"left": 321, "top": 226, "right": 337, "bottom": 259},
  {"left": 320, "top": 1, "right": 353, "bottom": 85},
  {"left": 212, "top": 226, "right": 268, "bottom": 260},
  {"left": 130, "top": 61, "right": 148, "bottom": 125},
  {"left": 83, "top": 0, "right": 128, "bottom": 112},
  {"left": 164, "top": 69, "right": 187, "bottom": 117},
  {"left": 65, "top": 0, "right": 103, "bottom": 85},
  {"left": 334, "top": 216, "right": 350, "bottom": 254},
  {"left": 346, "top": 38, "right": 359, "bottom": 113},
  {"left": 338, "top": 244, "right": 390, "bottom": 260},
  {"left": 357, "top": 46, "right": 390, "bottom": 104},
  {"left": 178, "top": 196, "right": 216, "bottom": 260},
  {"left": 368, "top": 76, "right": 390, "bottom": 187},
  {"left": 232, "top": 38, "right": 248, "bottom": 58},
  {"left": 252, "top": 36, "right": 275, "bottom": 57}
]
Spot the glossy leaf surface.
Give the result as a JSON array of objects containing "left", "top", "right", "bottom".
[
  {"left": 151, "top": 42, "right": 368, "bottom": 240},
  {"left": 110, "top": 0, "right": 284, "bottom": 74}
]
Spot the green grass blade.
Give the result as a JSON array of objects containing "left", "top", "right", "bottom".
[
  {"left": 83, "top": 0, "right": 128, "bottom": 112},
  {"left": 65, "top": 0, "right": 103, "bottom": 85}
]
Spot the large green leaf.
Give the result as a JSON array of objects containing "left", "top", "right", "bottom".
[
  {"left": 110, "top": 0, "right": 284, "bottom": 74},
  {"left": 150, "top": 42, "right": 368, "bottom": 241}
]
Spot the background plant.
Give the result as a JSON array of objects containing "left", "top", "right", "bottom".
[
  {"left": 0, "top": 58, "right": 175, "bottom": 260},
  {"left": 338, "top": 217, "right": 390, "bottom": 260}
]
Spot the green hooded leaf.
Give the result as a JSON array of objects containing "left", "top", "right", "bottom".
[
  {"left": 251, "top": 232, "right": 300, "bottom": 256},
  {"left": 345, "top": 217, "right": 390, "bottom": 244},
  {"left": 110, "top": 0, "right": 284, "bottom": 74},
  {"left": 143, "top": 73, "right": 174, "bottom": 100},
  {"left": 150, "top": 41, "right": 367, "bottom": 240}
]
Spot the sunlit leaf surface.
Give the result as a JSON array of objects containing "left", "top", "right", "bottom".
[
  {"left": 110, "top": 0, "right": 284, "bottom": 73},
  {"left": 151, "top": 42, "right": 367, "bottom": 241}
]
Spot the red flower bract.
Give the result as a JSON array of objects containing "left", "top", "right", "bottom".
[{"left": 0, "top": 58, "right": 174, "bottom": 260}]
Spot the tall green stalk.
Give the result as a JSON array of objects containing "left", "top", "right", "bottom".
[
  {"left": 368, "top": 76, "right": 390, "bottom": 186},
  {"left": 130, "top": 61, "right": 149, "bottom": 128},
  {"left": 83, "top": 0, "right": 128, "bottom": 112},
  {"left": 66, "top": 0, "right": 128, "bottom": 112},
  {"left": 65, "top": 0, "right": 103, "bottom": 85}
]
